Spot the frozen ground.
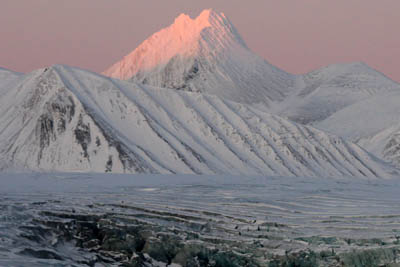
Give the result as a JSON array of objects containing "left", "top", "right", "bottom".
[{"left": 1, "top": 173, "right": 400, "bottom": 266}]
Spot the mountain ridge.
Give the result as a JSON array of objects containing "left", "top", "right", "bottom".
[
  {"left": 103, "top": 9, "right": 295, "bottom": 107},
  {"left": 0, "top": 64, "right": 394, "bottom": 178},
  {"left": 103, "top": 9, "right": 400, "bottom": 117},
  {"left": 2, "top": 10, "right": 400, "bottom": 177},
  {"left": 104, "top": 9, "right": 247, "bottom": 79},
  {"left": 272, "top": 61, "right": 400, "bottom": 125}
]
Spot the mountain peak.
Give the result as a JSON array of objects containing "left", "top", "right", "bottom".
[
  {"left": 172, "top": 9, "right": 226, "bottom": 29},
  {"left": 198, "top": 8, "right": 217, "bottom": 18},
  {"left": 168, "top": 9, "right": 236, "bottom": 42},
  {"left": 306, "top": 61, "right": 397, "bottom": 82},
  {"left": 103, "top": 9, "right": 248, "bottom": 80},
  {"left": 173, "top": 13, "right": 192, "bottom": 25},
  {"left": 197, "top": 9, "right": 225, "bottom": 23},
  {"left": 103, "top": 9, "right": 294, "bottom": 105}
]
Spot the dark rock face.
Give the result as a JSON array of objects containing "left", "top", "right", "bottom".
[
  {"left": 96, "top": 136, "right": 101, "bottom": 147},
  {"left": 27, "top": 78, "right": 153, "bottom": 173},
  {"left": 183, "top": 60, "right": 200, "bottom": 84},
  {"left": 106, "top": 156, "right": 113, "bottom": 172},
  {"left": 35, "top": 91, "right": 77, "bottom": 162},
  {"left": 37, "top": 114, "right": 55, "bottom": 151},
  {"left": 74, "top": 114, "right": 91, "bottom": 159}
]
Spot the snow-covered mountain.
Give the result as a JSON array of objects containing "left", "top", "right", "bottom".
[
  {"left": 309, "top": 90, "right": 400, "bottom": 168},
  {"left": 356, "top": 123, "right": 400, "bottom": 167},
  {"left": 0, "top": 67, "right": 22, "bottom": 93},
  {"left": 0, "top": 67, "right": 20, "bottom": 79},
  {"left": 0, "top": 65, "right": 393, "bottom": 177},
  {"left": 272, "top": 63, "right": 400, "bottom": 168},
  {"left": 103, "top": 9, "right": 295, "bottom": 107},
  {"left": 274, "top": 62, "right": 400, "bottom": 125},
  {"left": 102, "top": 9, "right": 400, "bottom": 137}
]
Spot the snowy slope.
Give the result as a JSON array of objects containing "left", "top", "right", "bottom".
[
  {"left": 0, "top": 67, "right": 21, "bottom": 81},
  {"left": 316, "top": 91, "right": 400, "bottom": 140},
  {"left": 102, "top": 9, "right": 399, "bottom": 120},
  {"left": 0, "top": 67, "right": 23, "bottom": 94},
  {"left": 316, "top": 93, "right": 400, "bottom": 168},
  {"left": 0, "top": 67, "right": 135, "bottom": 173},
  {"left": 275, "top": 62, "right": 400, "bottom": 124},
  {"left": 0, "top": 65, "right": 394, "bottom": 177},
  {"left": 102, "top": 8, "right": 400, "bottom": 153},
  {"left": 356, "top": 123, "right": 400, "bottom": 167},
  {"left": 290, "top": 67, "right": 400, "bottom": 168},
  {"left": 103, "top": 9, "right": 295, "bottom": 106}
]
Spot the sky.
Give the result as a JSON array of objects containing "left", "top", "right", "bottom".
[{"left": 1, "top": 0, "right": 399, "bottom": 82}]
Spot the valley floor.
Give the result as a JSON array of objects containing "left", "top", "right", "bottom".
[{"left": 1, "top": 173, "right": 400, "bottom": 266}]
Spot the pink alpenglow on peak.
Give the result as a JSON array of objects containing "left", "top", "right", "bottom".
[
  {"left": 104, "top": 9, "right": 245, "bottom": 80},
  {"left": 103, "top": 9, "right": 294, "bottom": 106}
]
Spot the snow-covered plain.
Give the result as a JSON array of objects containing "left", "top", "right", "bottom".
[{"left": 1, "top": 173, "right": 400, "bottom": 266}]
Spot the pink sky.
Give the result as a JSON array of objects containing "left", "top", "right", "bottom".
[{"left": 1, "top": 0, "right": 399, "bottom": 82}]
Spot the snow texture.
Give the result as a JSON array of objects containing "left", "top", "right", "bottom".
[
  {"left": 276, "top": 62, "right": 400, "bottom": 125},
  {"left": 103, "top": 9, "right": 295, "bottom": 106},
  {"left": 102, "top": 9, "right": 400, "bottom": 170},
  {"left": 0, "top": 65, "right": 394, "bottom": 177}
]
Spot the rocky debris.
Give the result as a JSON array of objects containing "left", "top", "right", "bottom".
[
  {"left": 340, "top": 248, "right": 400, "bottom": 267},
  {"left": 18, "top": 248, "right": 64, "bottom": 261},
  {"left": 12, "top": 206, "right": 400, "bottom": 267},
  {"left": 3, "top": 174, "right": 400, "bottom": 266},
  {"left": 18, "top": 209, "right": 261, "bottom": 266},
  {"left": 268, "top": 247, "right": 400, "bottom": 267}
]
